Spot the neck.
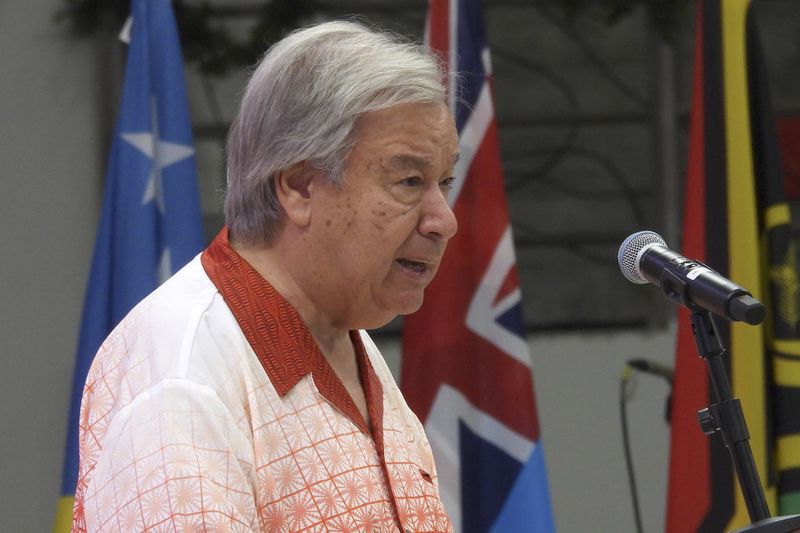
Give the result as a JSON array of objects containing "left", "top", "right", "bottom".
[
  {"left": 230, "top": 234, "right": 369, "bottom": 425},
  {"left": 232, "top": 238, "right": 350, "bottom": 354}
]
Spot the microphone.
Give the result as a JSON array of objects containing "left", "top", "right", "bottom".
[
  {"left": 617, "top": 230, "right": 765, "bottom": 325},
  {"left": 627, "top": 358, "right": 673, "bottom": 384}
]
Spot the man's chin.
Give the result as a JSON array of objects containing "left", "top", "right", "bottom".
[
  {"left": 396, "top": 295, "right": 425, "bottom": 317},
  {"left": 361, "top": 297, "right": 423, "bottom": 329}
]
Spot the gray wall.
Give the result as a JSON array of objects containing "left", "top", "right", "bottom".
[
  {"left": 0, "top": 1, "right": 677, "bottom": 531},
  {"left": 0, "top": 1, "right": 105, "bottom": 531}
]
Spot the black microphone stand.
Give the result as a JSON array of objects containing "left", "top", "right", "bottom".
[{"left": 690, "top": 310, "right": 800, "bottom": 533}]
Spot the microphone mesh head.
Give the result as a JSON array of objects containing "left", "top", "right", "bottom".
[{"left": 618, "top": 230, "right": 667, "bottom": 284}]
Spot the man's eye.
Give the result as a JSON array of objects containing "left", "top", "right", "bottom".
[
  {"left": 400, "top": 176, "right": 423, "bottom": 187},
  {"left": 441, "top": 177, "right": 456, "bottom": 191}
]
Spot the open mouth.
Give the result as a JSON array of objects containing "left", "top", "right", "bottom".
[{"left": 396, "top": 258, "right": 428, "bottom": 274}]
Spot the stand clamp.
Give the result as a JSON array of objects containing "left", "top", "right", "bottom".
[{"left": 689, "top": 310, "right": 800, "bottom": 532}]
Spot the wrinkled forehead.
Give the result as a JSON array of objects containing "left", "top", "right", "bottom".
[
  {"left": 383, "top": 153, "right": 461, "bottom": 172},
  {"left": 352, "top": 100, "right": 453, "bottom": 134},
  {"left": 349, "top": 102, "right": 458, "bottom": 158}
]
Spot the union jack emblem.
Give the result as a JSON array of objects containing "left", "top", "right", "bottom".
[{"left": 402, "top": 1, "right": 555, "bottom": 531}]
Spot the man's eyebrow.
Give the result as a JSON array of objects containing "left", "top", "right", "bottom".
[
  {"left": 387, "top": 154, "right": 433, "bottom": 169},
  {"left": 386, "top": 152, "right": 461, "bottom": 169}
]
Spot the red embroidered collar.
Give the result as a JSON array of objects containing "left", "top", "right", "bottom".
[{"left": 201, "top": 228, "right": 383, "bottom": 437}]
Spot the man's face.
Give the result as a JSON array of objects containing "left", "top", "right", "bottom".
[{"left": 309, "top": 101, "right": 459, "bottom": 330}]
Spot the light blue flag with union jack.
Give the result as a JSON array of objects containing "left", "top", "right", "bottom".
[
  {"left": 54, "top": 0, "right": 205, "bottom": 529},
  {"left": 401, "top": 0, "right": 556, "bottom": 531}
]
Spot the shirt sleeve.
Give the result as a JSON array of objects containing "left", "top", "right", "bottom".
[{"left": 80, "top": 378, "right": 259, "bottom": 532}]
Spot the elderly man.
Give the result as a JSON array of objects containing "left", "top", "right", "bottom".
[{"left": 73, "top": 20, "right": 458, "bottom": 532}]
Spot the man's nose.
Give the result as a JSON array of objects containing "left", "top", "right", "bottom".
[{"left": 419, "top": 187, "right": 458, "bottom": 241}]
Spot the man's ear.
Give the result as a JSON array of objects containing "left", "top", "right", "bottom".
[{"left": 274, "top": 162, "right": 316, "bottom": 228}]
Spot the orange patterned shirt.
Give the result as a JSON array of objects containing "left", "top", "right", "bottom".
[{"left": 73, "top": 229, "right": 452, "bottom": 532}]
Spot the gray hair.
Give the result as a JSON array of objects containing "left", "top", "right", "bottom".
[{"left": 224, "top": 20, "right": 447, "bottom": 245}]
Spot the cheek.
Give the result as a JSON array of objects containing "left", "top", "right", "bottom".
[
  {"left": 327, "top": 198, "right": 417, "bottom": 277},
  {"left": 367, "top": 200, "right": 418, "bottom": 235},
  {"left": 369, "top": 204, "right": 388, "bottom": 231},
  {"left": 325, "top": 199, "right": 360, "bottom": 236}
]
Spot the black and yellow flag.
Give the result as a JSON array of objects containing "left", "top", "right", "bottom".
[{"left": 666, "top": 0, "right": 800, "bottom": 531}]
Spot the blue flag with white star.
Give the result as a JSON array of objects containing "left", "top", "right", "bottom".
[{"left": 54, "top": 0, "right": 204, "bottom": 529}]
